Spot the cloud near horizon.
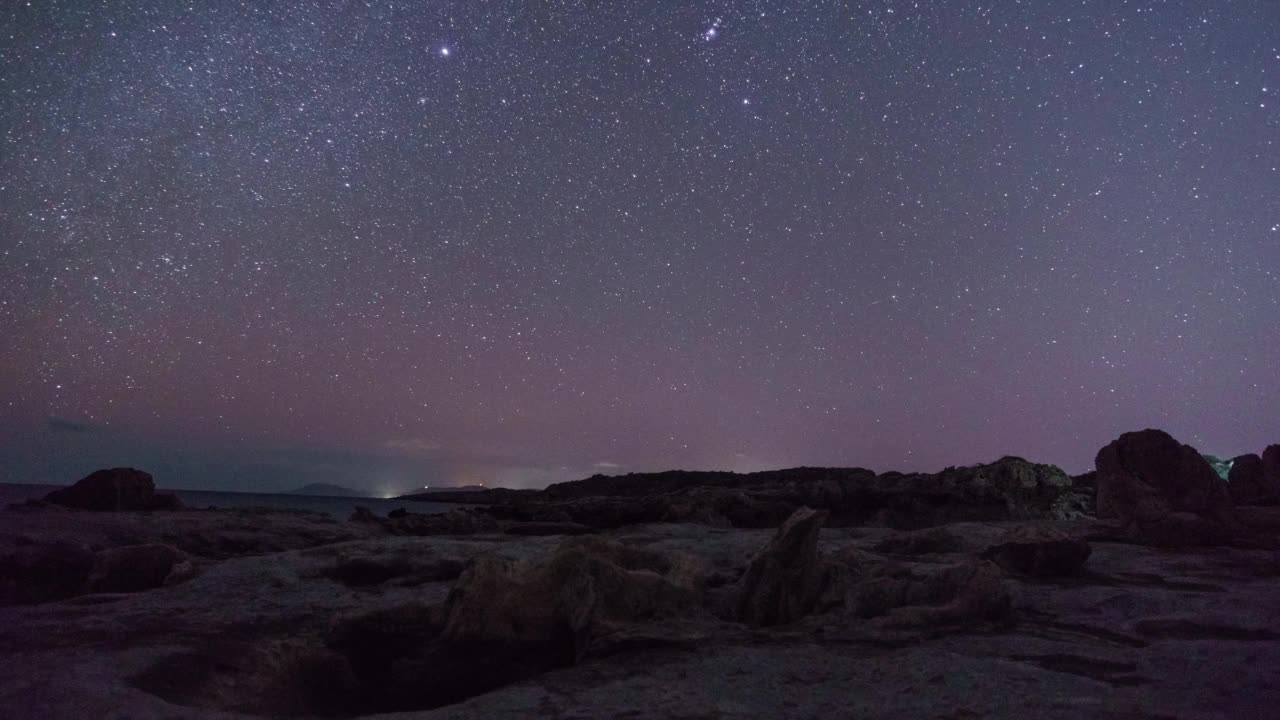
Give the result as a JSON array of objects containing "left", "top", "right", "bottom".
[
  {"left": 382, "top": 437, "right": 442, "bottom": 455},
  {"left": 46, "top": 417, "right": 103, "bottom": 434}
]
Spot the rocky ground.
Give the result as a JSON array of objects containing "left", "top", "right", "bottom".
[{"left": 1, "top": 429, "right": 1278, "bottom": 719}]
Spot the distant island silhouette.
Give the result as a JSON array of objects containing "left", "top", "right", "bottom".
[{"left": 289, "top": 482, "right": 371, "bottom": 498}]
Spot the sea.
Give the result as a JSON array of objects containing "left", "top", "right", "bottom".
[{"left": 0, "top": 482, "right": 456, "bottom": 520}]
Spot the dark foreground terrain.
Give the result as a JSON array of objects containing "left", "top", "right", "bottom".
[{"left": 2, "top": 429, "right": 1279, "bottom": 719}]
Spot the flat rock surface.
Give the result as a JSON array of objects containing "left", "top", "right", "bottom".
[{"left": 2, "top": 506, "right": 1279, "bottom": 719}]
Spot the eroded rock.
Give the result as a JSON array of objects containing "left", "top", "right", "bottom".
[{"left": 731, "top": 507, "right": 833, "bottom": 626}]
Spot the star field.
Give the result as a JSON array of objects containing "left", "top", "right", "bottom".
[{"left": 2, "top": 1, "right": 1277, "bottom": 491}]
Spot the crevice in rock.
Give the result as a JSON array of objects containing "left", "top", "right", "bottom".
[{"left": 1010, "top": 653, "right": 1148, "bottom": 687}]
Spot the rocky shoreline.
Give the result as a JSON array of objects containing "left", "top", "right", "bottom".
[{"left": 2, "top": 428, "right": 1279, "bottom": 718}]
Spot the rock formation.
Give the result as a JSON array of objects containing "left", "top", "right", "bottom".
[
  {"left": 0, "top": 541, "right": 194, "bottom": 604},
  {"left": 731, "top": 507, "right": 834, "bottom": 626},
  {"left": 1094, "top": 429, "right": 1237, "bottom": 546},
  {"left": 1261, "top": 445, "right": 1280, "bottom": 503},
  {"left": 325, "top": 536, "right": 707, "bottom": 713},
  {"left": 407, "top": 456, "right": 1088, "bottom": 531},
  {"left": 43, "top": 468, "right": 183, "bottom": 511}
]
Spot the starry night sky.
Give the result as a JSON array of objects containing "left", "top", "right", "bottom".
[{"left": 2, "top": 1, "right": 1277, "bottom": 493}]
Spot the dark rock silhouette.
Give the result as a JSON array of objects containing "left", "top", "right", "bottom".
[
  {"left": 1263, "top": 445, "right": 1280, "bottom": 502},
  {"left": 1228, "top": 454, "right": 1279, "bottom": 506},
  {"left": 406, "top": 456, "right": 1087, "bottom": 531},
  {"left": 44, "top": 468, "right": 183, "bottom": 511},
  {"left": 1094, "top": 429, "right": 1237, "bottom": 546}
]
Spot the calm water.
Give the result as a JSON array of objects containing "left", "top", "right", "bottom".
[{"left": 0, "top": 483, "right": 456, "bottom": 520}]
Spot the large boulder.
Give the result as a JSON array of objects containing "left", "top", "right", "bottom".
[
  {"left": 1228, "top": 454, "right": 1279, "bottom": 506},
  {"left": 1094, "top": 429, "right": 1236, "bottom": 545},
  {"left": 844, "top": 558, "right": 1011, "bottom": 628},
  {"left": 980, "top": 526, "right": 1091, "bottom": 577},
  {"left": 88, "top": 543, "right": 193, "bottom": 592},
  {"left": 731, "top": 507, "right": 834, "bottom": 626},
  {"left": 328, "top": 537, "right": 707, "bottom": 713},
  {"left": 44, "top": 468, "right": 182, "bottom": 511}
]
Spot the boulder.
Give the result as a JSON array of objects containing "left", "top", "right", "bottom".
[
  {"left": 980, "top": 526, "right": 1091, "bottom": 577},
  {"left": 1228, "top": 454, "right": 1278, "bottom": 506},
  {"left": 731, "top": 507, "right": 833, "bottom": 626},
  {"left": 441, "top": 537, "right": 705, "bottom": 656},
  {"left": 44, "top": 468, "right": 183, "bottom": 511},
  {"left": 845, "top": 558, "right": 1011, "bottom": 628},
  {"left": 327, "top": 537, "right": 707, "bottom": 713},
  {"left": 88, "top": 543, "right": 193, "bottom": 593},
  {"left": 1263, "top": 445, "right": 1280, "bottom": 500},
  {"left": 1094, "top": 429, "right": 1236, "bottom": 545},
  {"left": 0, "top": 542, "right": 97, "bottom": 605}
]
